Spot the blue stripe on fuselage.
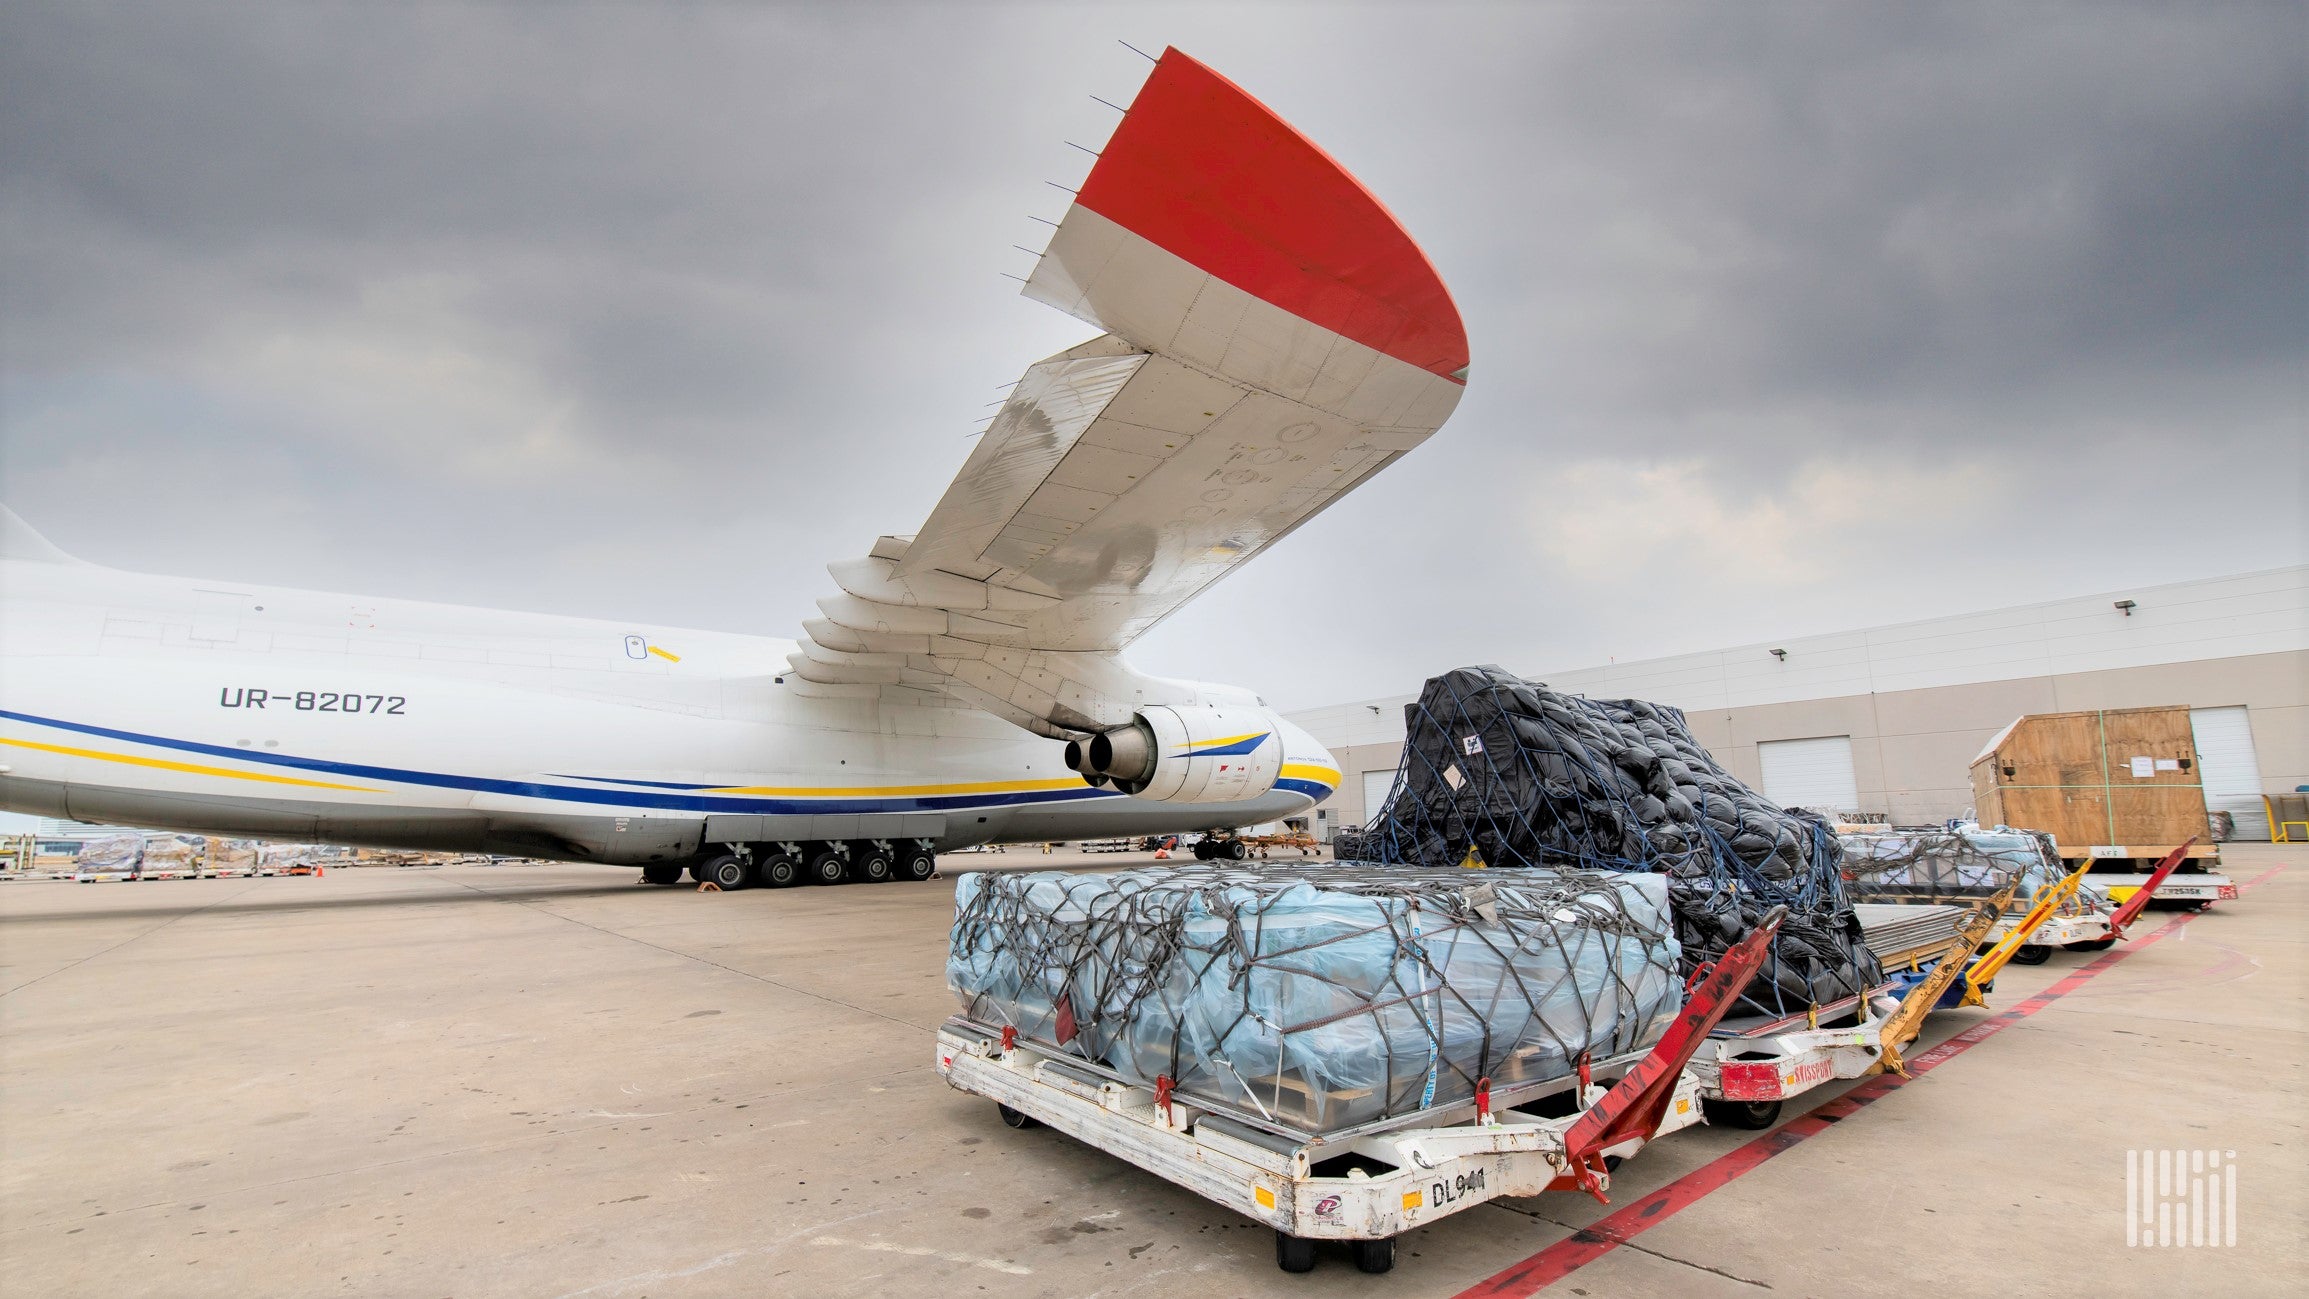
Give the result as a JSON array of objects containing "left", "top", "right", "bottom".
[{"left": 0, "top": 709, "right": 1123, "bottom": 816}]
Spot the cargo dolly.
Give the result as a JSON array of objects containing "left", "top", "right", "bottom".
[{"left": 937, "top": 907, "right": 1788, "bottom": 1274}]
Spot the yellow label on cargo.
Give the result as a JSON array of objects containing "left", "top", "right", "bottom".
[
  {"left": 1403, "top": 1190, "right": 1423, "bottom": 1211},
  {"left": 1254, "top": 1186, "right": 1275, "bottom": 1210},
  {"left": 1676, "top": 1098, "right": 1690, "bottom": 1114}
]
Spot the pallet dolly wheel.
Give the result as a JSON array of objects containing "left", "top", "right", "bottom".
[
  {"left": 995, "top": 1103, "right": 1039, "bottom": 1131},
  {"left": 1274, "top": 1231, "right": 1317, "bottom": 1274},
  {"left": 1350, "top": 1236, "right": 1396, "bottom": 1274},
  {"left": 2010, "top": 944, "right": 2052, "bottom": 965},
  {"left": 2064, "top": 937, "right": 2116, "bottom": 952},
  {"left": 1701, "top": 1096, "right": 1782, "bottom": 1130}
]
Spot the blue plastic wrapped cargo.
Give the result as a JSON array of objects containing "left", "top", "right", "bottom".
[{"left": 948, "top": 865, "right": 1680, "bottom": 1135}]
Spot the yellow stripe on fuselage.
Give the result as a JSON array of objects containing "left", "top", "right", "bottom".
[
  {"left": 0, "top": 736, "right": 380, "bottom": 793},
  {"left": 1280, "top": 762, "right": 1341, "bottom": 789},
  {"left": 701, "top": 776, "right": 1091, "bottom": 797}
]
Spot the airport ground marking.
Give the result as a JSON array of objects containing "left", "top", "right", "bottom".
[{"left": 1453, "top": 864, "right": 2288, "bottom": 1297}]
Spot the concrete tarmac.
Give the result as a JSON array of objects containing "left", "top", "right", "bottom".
[{"left": 1, "top": 845, "right": 2301, "bottom": 1297}]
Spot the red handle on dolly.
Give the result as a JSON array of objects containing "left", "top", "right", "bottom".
[
  {"left": 1553, "top": 905, "right": 1788, "bottom": 1203},
  {"left": 2105, "top": 837, "right": 2197, "bottom": 936}
]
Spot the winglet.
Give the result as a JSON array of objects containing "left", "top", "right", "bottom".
[{"left": 1028, "top": 49, "right": 1467, "bottom": 393}]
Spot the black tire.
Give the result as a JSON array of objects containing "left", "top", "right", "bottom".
[
  {"left": 1350, "top": 1237, "right": 1395, "bottom": 1275},
  {"left": 1192, "top": 839, "right": 1215, "bottom": 861},
  {"left": 850, "top": 842, "right": 895, "bottom": 883},
  {"left": 2064, "top": 937, "right": 2116, "bottom": 952},
  {"left": 700, "top": 854, "right": 752, "bottom": 891},
  {"left": 1701, "top": 1097, "right": 1781, "bottom": 1130},
  {"left": 1222, "top": 839, "right": 1249, "bottom": 861},
  {"left": 757, "top": 853, "right": 802, "bottom": 889},
  {"left": 805, "top": 846, "right": 849, "bottom": 886},
  {"left": 1275, "top": 1231, "right": 1317, "bottom": 1274},
  {"left": 896, "top": 844, "right": 936, "bottom": 882},
  {"left": 641, "top": 863, "right": 684, "bottom": 886},
  {"left": 996, "top": 1103, "right": 1038, "bottom": 1130},
  {"left": 2011, "top": 944, "right": 2052, "bottom": 966}
]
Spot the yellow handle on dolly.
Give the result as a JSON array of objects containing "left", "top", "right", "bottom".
[
  {"left": 1876, "top": 881, "right": 2014, "bottom": 1077},
  {"left": 1960, "top": 859, "right": 2096, "bottom": 1007}
]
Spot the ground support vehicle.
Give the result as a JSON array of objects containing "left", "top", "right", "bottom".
[
  {"left": 1679, "top": 989, "right": 1904, "bottom": 1131},
  {"left": 1986, "top": 908, "right": 2116, "bottom": 955},
  {"left": 2077, "top": 845, "right": 2235, "bottom": 908},
  {"left": 938, "top": 908, "right": 1788, "bottom": 1274}
]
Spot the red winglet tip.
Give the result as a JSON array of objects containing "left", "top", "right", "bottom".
[{"left": 1080, "top": 48, "right": 1468, "bottom": 383}]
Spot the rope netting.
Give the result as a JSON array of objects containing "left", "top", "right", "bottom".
[
  {"left": 948, "top": 865, "right": 1681, "bottom": 1135},
  {"left": 1840, "top": 826, "right": 2103, "bottom": 917},
  {"left": 1347, "top": 665, "right": 1883, "bottom": 1021}
]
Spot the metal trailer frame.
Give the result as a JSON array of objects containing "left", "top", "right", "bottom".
[
  {"left": 1681, "top": 990, "right": 1896, "bottom": 1129},
  {"left": 938, "top": 906, "right": 1790, "bottom": 1275}
]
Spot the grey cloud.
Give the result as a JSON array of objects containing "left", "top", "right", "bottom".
[{"left": 2, "top": 2, "right": 2299, "bottom": 709}]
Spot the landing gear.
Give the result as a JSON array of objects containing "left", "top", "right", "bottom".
[
  {"left": 896, "top": 841, "right": 937, "bottom": 881},
  {"left": 850, "top": 840, "right": 895, "bottom": 884},
  {"left": 697, "top": 853, "right": 752, "bottom": 891},
  {"left": 757, "top": 851, "right": 802, "bottom": 888},
  {"left": 640, "top": 864, "right": 684, "bottom": 886},
  {"left": 1701, "top": 1097, "right": 1782, "bottom": 1129},
  {"left": 1191, "top": 835, "right": 1250, "bottom": 861},
  {"left": 806, "top": 844, "right": 850, "bottom": 885}
]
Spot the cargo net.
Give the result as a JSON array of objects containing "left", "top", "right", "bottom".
[
  {"left": 948, "top": 864, "right": 1681, "bottom": 1137},
  {"left": 1839, "top": 826, "right": 2103, "bottom": 917},
  {"left": 1350, "top": 665, "right": 1883, "bottom": 1022}
]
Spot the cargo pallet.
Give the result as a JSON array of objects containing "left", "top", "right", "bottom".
[{"left": 938, "top": 908, "right": 1789, "bottom": 1274}]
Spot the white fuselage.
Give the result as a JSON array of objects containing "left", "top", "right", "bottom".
[{"left": 0, "top": 556, "right": 1336, "bottom": 866}]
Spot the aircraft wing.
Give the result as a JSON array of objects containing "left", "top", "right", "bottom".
[{"left": 792, "top": 48, "right": 1466, "bottom": 734}]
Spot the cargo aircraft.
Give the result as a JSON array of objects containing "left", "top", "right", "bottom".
[{"left": 0, "top": 49, "right": 1467, "bottom": 889}]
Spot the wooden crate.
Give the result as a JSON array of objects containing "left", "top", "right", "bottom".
[{"left": 1969, "top": 706, "right": 2207, "bottom": 851}]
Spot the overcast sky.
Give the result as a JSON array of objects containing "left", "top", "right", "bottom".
[{"left": 4, "top": 2, "right": 2301, "bottom": 712}]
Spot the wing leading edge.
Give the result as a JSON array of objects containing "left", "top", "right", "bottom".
[{"left": 791, "top": 48, "right": 1466, "bottom": 735}]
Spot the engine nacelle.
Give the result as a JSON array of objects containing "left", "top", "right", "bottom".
[{"left": 1065, "top": 704, "right": 1285, "bottom": 804}]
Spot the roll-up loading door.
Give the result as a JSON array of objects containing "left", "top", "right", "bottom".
[
  {"left": 1361, "top": 768, "right": 1398, "bottom": 826},
  {"left": 1757, "top": 735, "right": 1860, "bottom": 816},
  {"left": 2191, "top": 706, "right": 2267, "bottom": 841}
]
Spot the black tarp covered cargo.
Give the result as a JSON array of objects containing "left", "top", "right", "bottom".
[{"left": 1351, "top": 665, "right": 1883, "bottom": 1020}]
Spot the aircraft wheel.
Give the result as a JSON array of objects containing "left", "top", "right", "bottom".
[
  {"left": 699, "top": 854, "right": 752, "bottom": 890},
  {"left": 1350, "top": 1237, "right": 1395, "bottom": 1275},
  {"left": 1274, "top": 1231, "right": 1317, "bottom": 1274},
  {"left": 757, "top": 852, "right": 802, "bottom": 889},
  {"left": 1701, "top": 1097, "right": 1781, "bottom": 1129},
  {"left": 2011, "top": 944, "right": 2052, "bottom": 965},
  {"left": 896, "top": 843, "right": 937, "bottom": 881},
  {"left": 641, "top": 864, "right": 684, "bottom": 886},
  {"left": 1191, "top": 839, "right": 1215, "bottom": 861},
  {"left": 1222, "top": 839, "right": 1248, "bottom": 861},
  {"left": 851, "top": 842, "right": 895, "bottom": 883},
  {"left": 806, "top": 846, "right": 849, "bottom": 885}
]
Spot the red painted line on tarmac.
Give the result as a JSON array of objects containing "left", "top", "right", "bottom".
[{"left": 1454, "top": 864, "right": 2288, "bottom": 1298}]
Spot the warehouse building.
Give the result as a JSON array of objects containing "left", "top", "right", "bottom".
[{"left": 1289, "top": 566, "right": 2307, "bottom": 842}]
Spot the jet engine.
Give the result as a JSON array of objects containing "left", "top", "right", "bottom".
[{"left": 1063, "top": 704, "right": 1285, "bottom": 804}]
